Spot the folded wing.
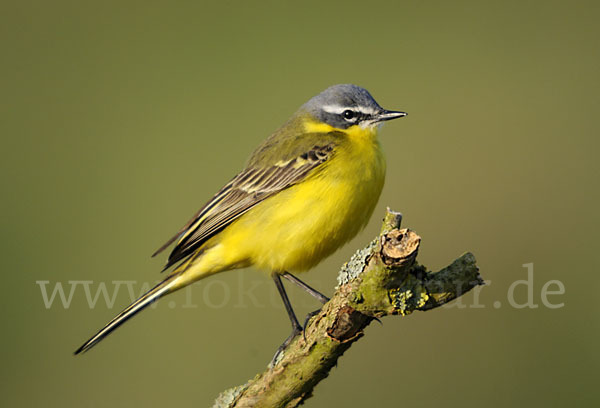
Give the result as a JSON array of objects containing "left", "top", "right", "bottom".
[{"left": 153, "top": 144, "right": 335, "bottom": 270}]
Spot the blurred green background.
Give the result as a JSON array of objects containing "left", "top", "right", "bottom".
[{"left": 1, "top": 0, "right": 598, "bottom": 406}]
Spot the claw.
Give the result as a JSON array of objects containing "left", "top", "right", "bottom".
[
  {"left": 270, "top": 326, "right": 302, "bottom": 367},
  {"left": 302, "top": 309, "right": 322, "bottom": 341}
]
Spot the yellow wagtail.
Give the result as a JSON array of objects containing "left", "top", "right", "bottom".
[{"left": 75, "top": 84, "right": 406, "bottom": 357}]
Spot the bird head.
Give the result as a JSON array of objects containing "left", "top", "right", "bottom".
[{"left": 301, "top": 84, "right": 406, "bottom": 130}]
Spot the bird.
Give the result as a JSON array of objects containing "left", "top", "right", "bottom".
[{"left": 74, "top": 84, "right": 406, "bottom": 358}]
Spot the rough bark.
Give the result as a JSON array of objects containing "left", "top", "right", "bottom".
[{"left": 213, "top": 208, "right": 483, "bottom": 408}]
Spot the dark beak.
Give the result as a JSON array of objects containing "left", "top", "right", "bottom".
[{"left": 375, "top": 110, "right": 407, "bottom": 122}]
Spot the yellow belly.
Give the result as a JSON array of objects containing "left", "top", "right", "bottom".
[{"left": 180, "top": 129, "right": 386, "bottom": 282}]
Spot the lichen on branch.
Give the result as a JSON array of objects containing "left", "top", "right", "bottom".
[{"left": 213, "top": 208, "right": 483, "bottom": 408}]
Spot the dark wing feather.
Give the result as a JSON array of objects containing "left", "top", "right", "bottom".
[
  {"left": 155, "top": 144, "right": 334, "bottom": 270},
  {"left": 150, "top": 177, "right": 237, "bottom": 258}
]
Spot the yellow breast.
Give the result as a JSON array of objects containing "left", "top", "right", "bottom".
[{"left": 189, "top": 124, "right": 385, "bottom": 278}]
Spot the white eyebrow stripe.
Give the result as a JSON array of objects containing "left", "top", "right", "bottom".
[
  {"left": 321, "top": 105, "right": 348, "bottom": 114},
  {"left": 321, "top": 105, "right": 377, "bottom": 115},
  {"left": 359, "top": 107, "right": 377, "bottom": 115}
]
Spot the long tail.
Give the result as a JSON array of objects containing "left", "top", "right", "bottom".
[{"left": 74, "top": 273, "right": 181, "bottom": 355}]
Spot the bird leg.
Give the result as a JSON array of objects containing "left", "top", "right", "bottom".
[
  {"left": 271, "top": 273, "right": 303, "bottom": 365},
  {"left": 281, "top": 272, "right": 330, "bottom": 304},
  {"left": 281, "top": 272, "right": 382, "bottom": 332},
  {"left": 281, "top": 272, "right": 330, "bottom": 340}
]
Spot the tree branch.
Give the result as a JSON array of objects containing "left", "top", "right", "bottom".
[{"left": 213, "top": 208, "right": 483, "bottom": 408}]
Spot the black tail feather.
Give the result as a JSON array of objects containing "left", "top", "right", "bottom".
[{"left": 74, "top": 274, "right": 178, "bottom": 355}]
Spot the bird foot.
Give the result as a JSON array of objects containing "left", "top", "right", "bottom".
[
  {"left": 302, "top": 308, "right": 323, "bottom": 341},
  {"left": 270, "top": 326, "right": 302, "bottom": 367}
]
